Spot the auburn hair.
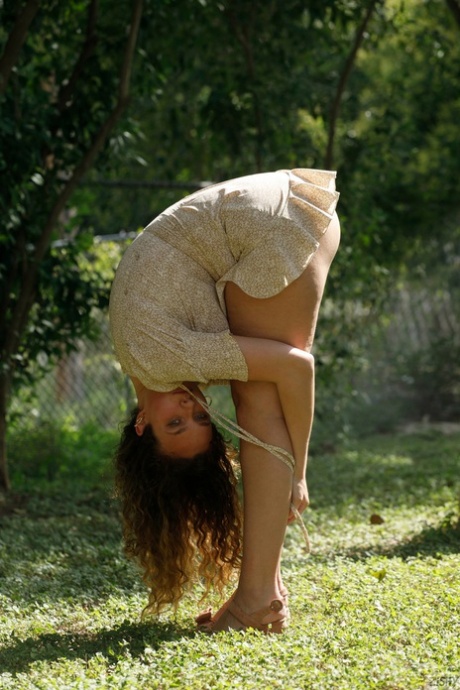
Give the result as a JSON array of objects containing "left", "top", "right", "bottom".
[{"left": 114, "top": 408, "right": 242, "bottom": 615}]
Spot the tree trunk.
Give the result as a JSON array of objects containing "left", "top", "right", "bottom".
[
  {"left": 0, "top": 372, "right": 11, "bottom": 493},
  {"left": 0, "top": 0, "right": 41, "bottom": 95},
  {"left": 224, "top": 3, "right": 266, "bottom": 171}
]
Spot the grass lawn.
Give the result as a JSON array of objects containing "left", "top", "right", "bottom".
[{"left": 0, "top": 430, "right": 459, "bottom": 689}]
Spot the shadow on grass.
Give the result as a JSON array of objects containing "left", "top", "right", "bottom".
[
  {"left": 0, "top": 619, "right": 194, "bottom": 675},
  {"left": 343, "top": 517, "right": 460, "bottom": 561}
]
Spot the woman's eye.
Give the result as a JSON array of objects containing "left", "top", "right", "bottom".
[
  {"left": 167, "top": 418, "right": 182, "bottom": 427},
  {"left": 195, "top": 413, "right": 210, "bottom": 423}
]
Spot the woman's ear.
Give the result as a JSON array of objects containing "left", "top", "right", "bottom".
[{"left": 134, "top": 413, "right": 146, "bottom": 437}]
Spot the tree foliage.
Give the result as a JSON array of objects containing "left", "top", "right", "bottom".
[
  {"left": 0, "top": 0, "right": 143, "bottom": 490},
  {"left": 337, "top": 0, "right": 460, "bottom": 275}
]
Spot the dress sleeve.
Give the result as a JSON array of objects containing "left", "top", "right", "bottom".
[
  {"left": 184, "top": 330, "right": 249, "bottom": 385},
  {"left": 120, "top": 322, "right": 248, "bottom": 392}
]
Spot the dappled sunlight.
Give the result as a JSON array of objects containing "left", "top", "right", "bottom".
[
  {"left": 341, "top": 449, "right": 415, "bottom": 468},
  {"left": 308, "top": 433, "right": 460, "bottom": 513},
  {"left": 284, "top": 503, "right": 459, "bottom": 563}
]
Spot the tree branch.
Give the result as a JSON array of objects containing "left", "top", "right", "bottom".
[
  {"left": 225, "top": 3, "right": 265, "bottom": 170},
  {"left": 324, "top": 0, "right": 380, "bottom": 169},
  {"left": 0, "top": 0, "right": 41, "bottom": 95},
  {"left": 57, "top": 0, "right": 99, "bottom": 112},
  {"left": 445, "top": 0, "right": 460, "bottom": 29},
  {"left": 4, "top": 0, "right": 144, "bottom": 362}
]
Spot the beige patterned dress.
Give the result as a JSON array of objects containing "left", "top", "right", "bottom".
[{"left": 109, "top": 168, "right": 339, "bottom": 392}]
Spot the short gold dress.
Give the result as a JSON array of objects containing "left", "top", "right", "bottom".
[{"left": 109, "top": 168, "right": 339, "bottom": 392}]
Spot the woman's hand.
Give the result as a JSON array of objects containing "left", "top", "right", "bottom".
[{"left": 288, "top": 476, "right": 309, "bottom": 524}]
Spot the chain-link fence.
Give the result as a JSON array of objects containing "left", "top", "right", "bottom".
[
  {"left": 8, "top": 256, "right": 460, "bottom": 437},
  {"left": 9, "top": 310, "right": 133, "bottom": 432},
  {"left": 8, "top": 234, "right": 137, "bottom": 435}
]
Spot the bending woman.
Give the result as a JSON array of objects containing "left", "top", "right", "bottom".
[{"left": 109, "top": 168, "right": 340, "bottom": 633}]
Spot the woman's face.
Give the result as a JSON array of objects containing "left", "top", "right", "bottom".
[{"left": 140, "top": 384, "right": 212, "bottom": 458}]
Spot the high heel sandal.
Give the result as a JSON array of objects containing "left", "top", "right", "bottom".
[
  {"left": 204, "top": 598, "right": 289, "bottom": 634},
  {"left": 195, "top": 594, "right": 235, "bottom": 629},
  {"left": 196, "top": 586, "right": 290, "bottom": 631}
]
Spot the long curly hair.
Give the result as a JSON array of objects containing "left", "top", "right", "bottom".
[{"left": 114, "top": 408, "right": 242, "bottom": 616}]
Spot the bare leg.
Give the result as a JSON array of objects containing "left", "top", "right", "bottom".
[
  {"left": 225, "top": 212, "right": 341, "bottom": 353},
  {"left": 239, "top": 442, "right": 292, "bottom": 603},
  {"left": 224, "top": 213, "right": 340, "bottom": 620}
]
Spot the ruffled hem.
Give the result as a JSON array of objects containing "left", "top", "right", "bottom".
[{"left": 216, "top": 168, "right": 339, "bottom": 309}]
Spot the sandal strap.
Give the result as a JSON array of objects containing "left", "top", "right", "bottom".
[
  {"left": 227, "top": 598, "right": 286, "bottom": 631},
  {"left": 195, "top": 608, "right": 212, "bottom": 625}
]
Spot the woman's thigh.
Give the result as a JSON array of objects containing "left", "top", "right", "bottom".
[
  {"left": 227, "top": 212, "right": 340, "bottom": 411},
  {"left": 225, "top": 212, "right": 340, "bottom": 352}
]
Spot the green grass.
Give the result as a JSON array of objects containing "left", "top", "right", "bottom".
[{"left": 0, "top": 430, "right": 459, "bottom": 689}]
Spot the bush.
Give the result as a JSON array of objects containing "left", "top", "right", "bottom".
[{"left": 7, "top": 420, "right": 118, "bottom": 487}]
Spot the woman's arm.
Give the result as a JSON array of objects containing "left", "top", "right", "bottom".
[{"left": 232, "top": 335, "right": 314, "bottom": 481}]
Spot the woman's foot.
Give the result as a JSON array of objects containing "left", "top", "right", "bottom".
[
  {"left": 197, "top": 590, "right": 290, "bottom": 634},
  {"left": 195, "top": 592, "right": 236, "bottom": 628},
  {"left": 196, "top": 584, "right": 289, "bottom": 631},
  {"left": 206, "top": 596, "right": 289, "bottom": 634}
]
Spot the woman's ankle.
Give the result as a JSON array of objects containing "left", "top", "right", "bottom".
[{"left": 234, "top": 585, "right": 283, "bottom": 613}]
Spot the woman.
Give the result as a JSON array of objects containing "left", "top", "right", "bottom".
[{"left": 109, "top": 168, "right": 340, "bottom": 633}]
